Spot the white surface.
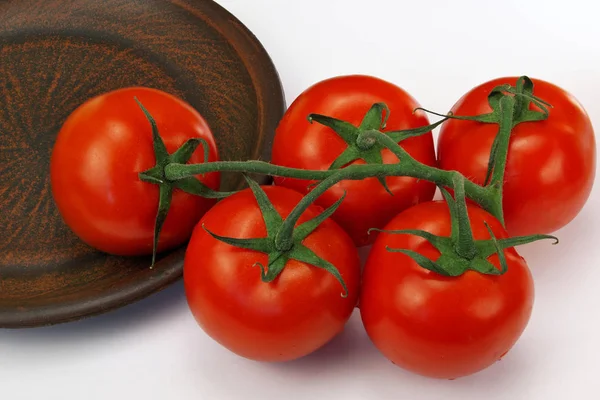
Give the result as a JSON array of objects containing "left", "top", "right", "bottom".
[{"left": 2, "top": 0, "right": 600, "bottom": 399}]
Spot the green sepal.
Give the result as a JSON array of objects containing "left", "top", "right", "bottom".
[
  {"left": 255, "top": 252, "right": 288, "bottom": 282},
  {"left": 174, "top": 177, "right": 234, "bottom": 199},
  {"left": 377, "top": 176, "right": 394, "bottom": 196},
  {"left": 243, "top": 175, "right": 282, "bottom": 236},
  {"left": 369, "top": 228, "right": 452, "bottom": 253},
  {"left": 414, "top": 76, "right": 551, "bottom": 127},
  {"left": 307, "top": 114, "right": 358, "bottom": 143},
  {"left": 469, "top": 257, "right": 504, "bottom": 276},
  {"left": 329, "top": 147, "right": 361, "bottom": 170},
  {"left": 288, "top": 244, "right": 348, "bottom": 297},
  {"left": 294, "top": 192, "right": 346, "bottom": 242},
  {"left": 151, "top": 184, "right": 173, "bottom": 266},
  {"left": 385, "top": 242, "right": 502, "bottom": 277},
  {"left": 135, "top": 98, "right": 169, "bottom": 163},
  {"left": 171, "top": 138, "right": 210, "bottom": 165},
  {"left": 386, "top": 247, "right": 454, "bottom": 276},
  {"left": 386, "top": 116, "right": 449, "bottom": 142},
  {"left": 383, "top": 175, "right": 558, "bottom": 277},
  {"left": 204, "top": 177, "right": 350, "bottom": 296},
  {"left": 134, "top": 98, "right": 235, "bottom": 266},
  {"left": 384, "top": 219, "right": 559, "bottom": 278},
  {"left": 485, "top": 222, "right": 508, "bottom": 275},
  {"left": 476, "top": 232, "right": 559, "bottom": 259},
  {"left": 138, "top": 169, "right": 164, "bottom": 184},
  {"left": 491, "top": 76, "right": 552, "bottom": 120},
  {"left": 308, "top": 104, "right": 446, "bottom": 194},
  {"left": 359, "top": 102, "right": 390, "bottom": 130},
  {"left": 202, "top": 225, "right": 274, "bottom": 253},
  {"left": 412, "top": 107, "right": 497, "bottom": 124}
]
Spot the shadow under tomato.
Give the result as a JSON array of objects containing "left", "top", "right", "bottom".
[
  {"left": 259, "top": 311, "right": 380, "bottom": 374},
  {"left": 249, "top": 315, "right": 538, "bottom": 399}
]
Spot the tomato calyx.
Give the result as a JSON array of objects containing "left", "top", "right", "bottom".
[
  {"left": 417, "top": 76, "right": 552, "bottom": 186},
  {"left": 134, "top": 98, "right": 232, "bottom": 265},
  {"left": 372, "top": 174, "right": 558, "bottom": 277},
  {"left": 307, "top": 103, "right": 447, "bottom": 193},
  {"left": 416, "top": 76, "right": 551, "bottom": 126},
  {"left": 203, "top": 176, "right": 349, "bottom": 297}
]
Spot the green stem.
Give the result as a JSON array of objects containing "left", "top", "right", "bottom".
[
  {"left": 160, "top": 78, "right": 548, "bottom": 248},
  {"left": 272, "top": 130, "right": 497, "bottom": 252},
  {"left": 164, "top": 97, "right": 523, "bottom": 237},
  {"left": 166, "top": 160, "right": 333, "bottom": 181},
  {"left": 165, "top": 138, "right": 495, "bottom": 216},
  {"left": 486, "top": 96, "right": 517, "bottom": 226},
  {"left": 358, "top": 130, "right": 495, "bottom": 213},
  {"left": 452, "top": 174, "right": 477, "bottom": 260}
]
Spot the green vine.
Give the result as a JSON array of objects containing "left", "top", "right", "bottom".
[{"left": 139, "top": 76, "right": 559, "bottom": 286}]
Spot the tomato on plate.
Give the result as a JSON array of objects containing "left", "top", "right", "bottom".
[
  {"left": 184, "top": 185, "right": 361, "bottom": 362},
  {"left": 437, "top": 77, "right": 596, "bottom": 236},
  {"left": 50, "top": 87, "right": 220, "bottom": 256},
  {"left": 360, "top": 201, "right": 534, "bottom": 379},
  {"left": 271, "top": 75, "right": 437, "bottom": 246}
]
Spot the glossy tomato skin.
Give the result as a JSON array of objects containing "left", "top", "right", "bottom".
[
  {"left": 360, "top": 201, "right": 534, "bottom": 379},
  {"left": 272, "top": 75, "right": 437, "bottom": 246},
  {"left": 184, "top": 186, "right": 361, "bottom": 362},
  {"left": 50, "top": 87, "right": 220, "bottom": 256},
  {"left": 438, "top": 77, "right": 596, "bottom": 236}
]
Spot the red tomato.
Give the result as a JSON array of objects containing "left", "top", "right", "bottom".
[
  {"left": 50, "top": 87, "right": 220, "bottom": 256},
  {"left": 272, "top": 75, "right": 437, "bottom": 246},
  {"left": 437, "top": 77, "right": 596, "bottom": 236},
  {"left": 184, "top": 186, "right": 361, "bottom": 362},
  {"left": 360, "top": 201, "right": 534, "bottom": 379}
]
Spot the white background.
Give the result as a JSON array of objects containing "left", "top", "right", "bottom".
[{"left": 2, "top": 0, "right": 599, "bottom": 399}]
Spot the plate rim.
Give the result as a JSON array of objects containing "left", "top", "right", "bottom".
[{"left": 0, "top": 0, "right": 286, "bottom": 328}]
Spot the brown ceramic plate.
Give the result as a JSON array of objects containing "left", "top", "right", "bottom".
[{"left": 0, "top": 0, "right": 285, "bottom": 328}]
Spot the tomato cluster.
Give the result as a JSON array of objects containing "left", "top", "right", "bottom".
[{"left": 50, "top": 75, "right": 595, "bottom": 379}]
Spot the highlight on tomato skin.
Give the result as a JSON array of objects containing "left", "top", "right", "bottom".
[
  {"left": 271, "top": 74, "right": 437, "bottom": 247},
  {"left": 437, "top": 76, "right": 596, "bottom": 237},
  {"left": 50, "top": 86, "right": 220, "bottom": 257},
  {"left": 359, "top": 201, "right": 535, "bottom": 379},
  {"left": 183, "top": 185, "right": 361, "bottom": 362}
]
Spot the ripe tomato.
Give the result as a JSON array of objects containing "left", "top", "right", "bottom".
[
  {"left": 272, "top": 75, "right": 437, "bottom": 246},
  {"left": 360, "top": 201, "right": 534, "bottom": 379},
  {"left": 50, "top": 87, "right": 220, "bottom": 256},
  {"left": 437, "top": 77, "right": 596, "bottom": 236},
  {"left": 184, "top": 185, "right": 361, "bottom": 362}
]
